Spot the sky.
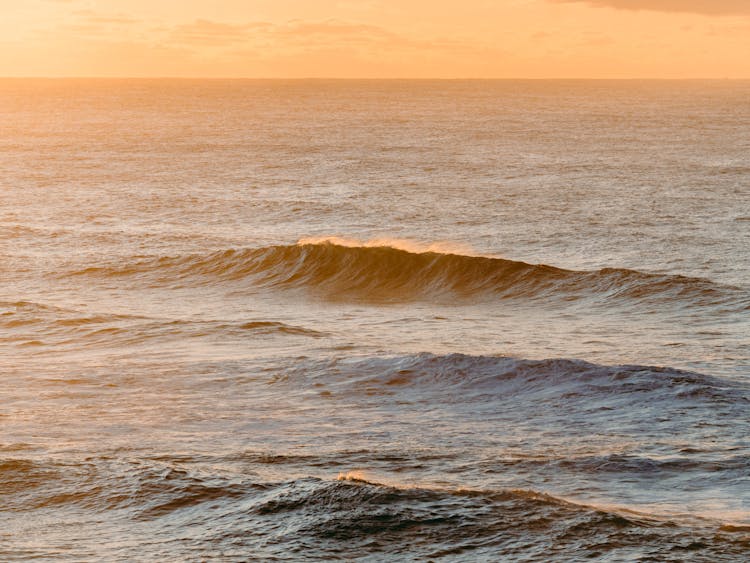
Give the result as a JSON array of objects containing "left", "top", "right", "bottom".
[{"left": 2, "top": 0, "right": 749, "bottom": 78}]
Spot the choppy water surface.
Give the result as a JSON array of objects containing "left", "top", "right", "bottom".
[{"left": 1, "top": 79, "right": 749, "bottom": 561}]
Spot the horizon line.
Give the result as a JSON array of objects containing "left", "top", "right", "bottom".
[{"left": 1, "top": 76, "right": 748, "bottom": 81}]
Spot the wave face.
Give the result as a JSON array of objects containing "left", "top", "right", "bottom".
[
  {"left": 65, "top": 241, "right": 747, "bottom": 308},
  {"left": 274, "top": 353, "right": 750, "bottom": 456},
  {"left": 280, "top": 352, "right": 749, "bottom": 405}
]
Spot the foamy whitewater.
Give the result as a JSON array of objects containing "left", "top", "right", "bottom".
[{"left": 1, "top": 80, "right": 749, "bottom": 561}]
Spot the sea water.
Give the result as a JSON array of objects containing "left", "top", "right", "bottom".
[{"left": 1, "top": 79, "right": 749, "bottom": 560}]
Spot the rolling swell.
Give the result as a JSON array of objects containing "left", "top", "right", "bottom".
[
  {"left": 275, "top": 353, "right": 750, "bottom": 470},
  {"left": 1, "top": 300, "right": 323, "bottom": 350},
  {"left": 63, "top": 241, "right": 747, "bottom": 308},
  {"left": 279, "top": 352, "right": 749, "bottom": 407}
]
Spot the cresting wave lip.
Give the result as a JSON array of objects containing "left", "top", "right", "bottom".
[
  {"left": 59, "top": 240, "right": 748, "bottom": 309},
  {"left": 333, "top": 471, "right": 728, "bottom": 529}
]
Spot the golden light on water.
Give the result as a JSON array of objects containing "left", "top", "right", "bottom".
[
  {"left": 3, "top": 0, "right": 750, "bottom": 78},
  {"left": 2, "top": 2, "right": 750, "bottom": 558}
]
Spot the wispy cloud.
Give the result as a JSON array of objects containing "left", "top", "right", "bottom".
[
  {"left": 551, "top": 0, "right": 750, "bottom": 16},
  {"left": 24, "top": 14, "right": 501, "bottom": 77},
  {"left": 17, "top": 6, "right": 749, "bottom": 78},
  {"left": 79, "top": 15, "right": 139, "bottom": 25},
  {"left": 168, "top": 19, "right": 270, "bottom": 47},
  {"left": 160, "top": 17, "right": 480, "bottom": 56}
]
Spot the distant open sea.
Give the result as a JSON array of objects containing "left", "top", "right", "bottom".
[{"left": 1, "top": 79, "right": 749, "bottom": 561}]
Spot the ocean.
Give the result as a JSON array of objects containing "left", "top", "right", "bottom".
[{"left": 1, "top": 79, "right": 749, "bottom": 561}]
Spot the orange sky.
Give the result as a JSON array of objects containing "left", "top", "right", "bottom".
[{"left": 2, "top": 0, "right": 750, "bottom": 78}]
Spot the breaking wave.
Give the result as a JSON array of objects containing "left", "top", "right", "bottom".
[
  {"left": 62, "top": 240, "right": 748, "bottom": 308},
  {"left": 3, "top": 460, "right": 747, "bottom": 561}
]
